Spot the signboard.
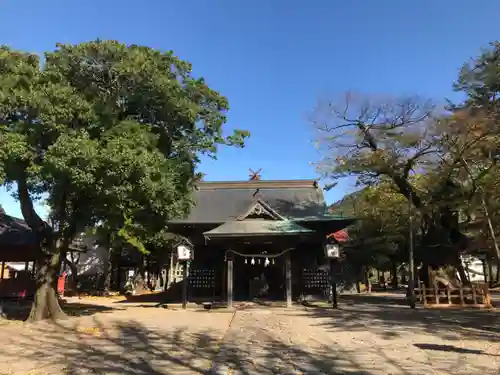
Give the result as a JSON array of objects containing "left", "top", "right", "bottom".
[
  {"left": 177, "top": 245, "right": 193, "bottom": 261},
  {"left": 325, "top": 244, "right": 340, "bottom": 259}
]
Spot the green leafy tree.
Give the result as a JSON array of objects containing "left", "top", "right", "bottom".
[
  {"left": 332, "top": 182, "right": 412, "bottom": 287},
  {"left": 312, "top": 93, "right": 468, "bottom": 277},
  {"left": 453, "top": 41, "right": 500, "bottom": 114},
  {"left": 314, "top": 41, "right": 500, "bottom": 285},
  {"left": 444, "top": 41, "right": 500, "bottom": 281},
  {"left": 0, "top": 40, "right": 249, "bottom": 321}
]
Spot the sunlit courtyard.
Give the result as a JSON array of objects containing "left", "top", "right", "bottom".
[{"left": 0, "top": 294, "right": 498, "bottom": 375}]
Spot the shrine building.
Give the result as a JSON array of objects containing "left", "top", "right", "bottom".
[{"left": 167, "top": 175, "right": 355, "bottom": 307}]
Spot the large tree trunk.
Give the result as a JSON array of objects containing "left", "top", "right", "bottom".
[
  {"left": 63, "top": 257, "right": 79, "bottom": 294},
  {"left": 455, "top": 255, "right": 469, "bottom": 285},
  {"left": 487, "top": 258, "right": 494, "bottom": 285},
  {"left": 103, "top": 248, "right": 113, "bottom": 294},
  {"left": 363, "top": 267, "right": 372, "bottom": 293},
  {"left": 481, "top": 194, "right": 500, "bottom": 264},
  {"left": 102, "top": 233, "right": 113, "bottom": 294},
  {"left": 401, "top": 266, "right": 407, "bottom": 285},
  {"left": 27, "top": 250, "right": 67, "bottom": 322},
  {"left": 391, "top": 262, "right": 398, "bottom": 289},
  {"left": 16, "top": 175, "right": 67, "bottom": 322}
]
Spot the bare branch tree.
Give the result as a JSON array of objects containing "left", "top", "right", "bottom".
[
  {"left": 311, "top": 92, "right": 496, "bottom": 282},
  {"left": 312, "top": 92, "right": 437, "bottom": 207}
]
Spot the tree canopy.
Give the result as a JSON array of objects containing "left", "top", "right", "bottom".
[
  {"left": 0, "top": 40, "right": 249, "bottom": 320},
  {"left": 315, "top": 41, "right": 500, "bottom": 285}
]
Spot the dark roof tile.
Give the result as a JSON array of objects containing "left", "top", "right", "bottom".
[
  {"left": 173, "top": 180, "right": 327, "bottom": 223},
  {"left": 0, "top": 213, "right": 36, "bottom": 246}
]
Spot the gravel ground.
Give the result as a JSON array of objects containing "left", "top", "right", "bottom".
[
  {"left": 213, "top": 304, "right": 500, "bottom": 374},
  {"left": 0, "top": 295, "right": 498, "bottom": 375},
  {"left": 0, "top": 306, "right": 233, "bottom": 374}
]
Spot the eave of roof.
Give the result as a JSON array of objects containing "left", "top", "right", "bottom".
[
  {"left": 203, "top": 219, "right": 314, "bottom": 238},
  {"left": 294, "top": 217, "right": 357, "bottom": 234}
]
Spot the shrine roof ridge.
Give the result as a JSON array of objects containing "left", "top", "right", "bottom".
[{"left": 196, "top": 179, "right": 319, "bottom": 190}]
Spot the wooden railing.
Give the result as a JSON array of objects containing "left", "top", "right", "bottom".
[{"left": 416, "top": 282, "right": 492, "bottom": 308}]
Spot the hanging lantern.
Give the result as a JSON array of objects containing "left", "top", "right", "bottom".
[
  {"left": 177, "top": 244, "right": 193, "bottom": 261},
  {"left": 264, "top": 257, "right": 270, "bottom": 267},
  {"left": 325, "top": 244, "right": 340, "bottom": 259},
  {"left": 257, "top": 258, "right": 261, "bottom": 265},
  {"left": 272, "top": 258, "right": 275, "bottom": 265},
  {"left": 251, "top": 257, "right": 255, "bottom": 265},
  {"left": 244, "top": 257, "right": 247, "bottom": 264}
]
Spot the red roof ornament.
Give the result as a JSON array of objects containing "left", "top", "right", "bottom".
[
  {"left": 328, "top": 230, "right": 348, "bottom": 243},
  {"left": 249, "top": 168, "right": 262, "bottom": 181}
]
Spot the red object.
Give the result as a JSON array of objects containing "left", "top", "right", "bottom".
[
  {"left": 328, "top": 230, "right": 349, "bottom": 243},
  {"left": 57, "top": 272, "right": 67, "bottom": 295},
  {"left": 0, "top": 278, "right": 35, "bottom": 299}
]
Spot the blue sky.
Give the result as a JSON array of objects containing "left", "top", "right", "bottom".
[{"left": 1, "top": 0, "right": 500, "bottom": 219}]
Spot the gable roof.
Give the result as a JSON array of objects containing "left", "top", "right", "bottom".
[
  {"left": 0, "top": 213, "right": 37, "bottom": 247},
  {"left": 172, "top": 179, "right": 327, "bottom": 224},
  {"left": 0, "top": 214, "right": 88, "bottom": 252},
  {"left": 236, "top": 199, "right": 284, "bottom": 221}
]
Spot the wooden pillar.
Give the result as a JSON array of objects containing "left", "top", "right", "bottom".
[
  {"left": 472, "top": 284, "right": 478, "bottom": 305},
  {"left": 433, "top": 280, "right": 439, "bottom": 305},
  {"left": 285, "top": 251, "right": 292, "bottom": 307},
  {"left": 227, "top": 255, "right": 233, "bottom": 309},
  {"left": 0, "top": 261, "right": 5, "bottom": 280},
  {"left": 146, "top": 258, "right": 151, "bottom": 287},
  {"left": 330, "top": 259, "right": 338, "bottom": 309},
  {"left": 182, "top": 261, "right": 189, "bottom": 309},
  {"left": 31, "top": 261, "right": 36, "bottom": 278},
  {"left": 481, "top": 258, "right": 488, "bottom": 283},
  {"left": 221, "top": 253, "right": 226, "bottom": 301},
  {"left": 167, "top": 251, "right": 174, "bottom": 290},
  {"left": 483, "top": 283, "right": 492, "bottom": 307},
  {"left": 459, "top": 284, "right": 465, "bottom": 306},
  {"left": 487, "top": 259, "right": 494, "bottom": 286}
]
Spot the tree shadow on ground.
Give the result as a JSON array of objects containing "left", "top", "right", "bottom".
[
  {"left": 0, "top": 319, "right": 218, "bottom": 374},
  {"left": 339, "top": 293, "right": 408, "bottom": 306},
  {"left": 0, "top": 310, "right": 381, "bottom": 375},
  {"left": 0, "top": 300, "right": 116, "bottom": 321},
  {"left": 114, "top": 285, "right": 185, "bottom": 304},
  {"left": 340, "top": 289, "right": 500, "bottom": 308},
  {"left": 213, "top": 330, "right": 376, "bottom": 375},
  {"left": 413, "top": 343, "right": 500, "bottom": 357},
  {"left": 216, "top": 307, "right": 500, "bottom": 375},
  {"left": 114, "top": 291, "right": 169, "bottom": 304},
  {"left": 302, "top": 293, "right": 500, "bottom": 343}
]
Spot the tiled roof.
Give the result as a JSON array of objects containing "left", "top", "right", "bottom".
[
  {"left": 0, "top": 213, "right": 36, "bottom": 247},
  {"left": 173, "top": 180, "right": 327, "bottom": 223}
]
